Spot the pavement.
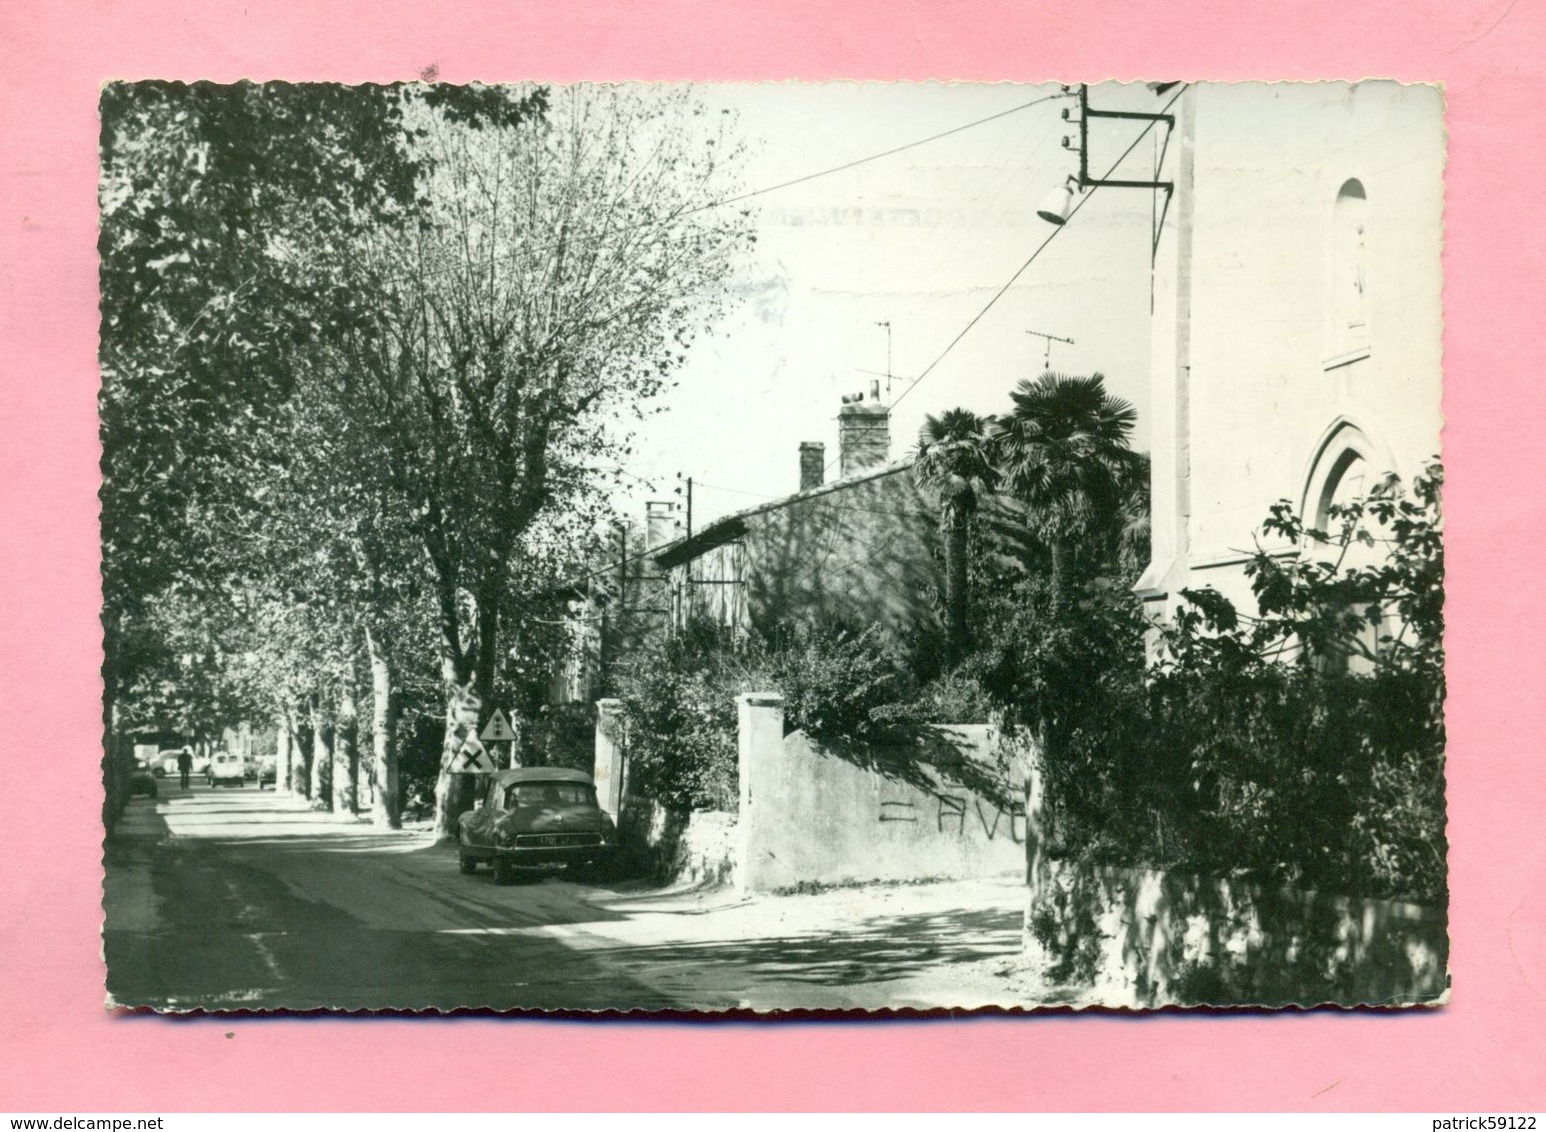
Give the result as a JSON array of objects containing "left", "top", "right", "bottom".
[{"left": 103, "top": 780, "right": 1046, "bottom": 1013}]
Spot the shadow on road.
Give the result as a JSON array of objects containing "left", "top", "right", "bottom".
[
  {"left": 601, "top": 906, "right": 1023, "bottom": 989},
  {"left": 104, "top": 786, "right": 1028, "bottom": 1012}
]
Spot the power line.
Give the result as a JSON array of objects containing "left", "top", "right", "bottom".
[
  {"left": 887, "top": 83, "right": 1190, "bottom": 413},
  {"left": 369, "top": 90, "right": 1073, "bottom": 290},
  {"left": 679, "top": 92, "right": 1071, "bottom": 217}
]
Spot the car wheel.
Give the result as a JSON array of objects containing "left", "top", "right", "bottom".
[
  {"left": 492, "top": 857, "right": 513, "bottom": 886},
  {"left": 458, "top": 852, "right": 478, "bottom": 875}
]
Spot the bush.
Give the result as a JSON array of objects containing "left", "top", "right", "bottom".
[
  {"left": 519, "top": 701, "right": 596, "bottom": 772},
  {"left": 976, "top": 464, "right": 1446, "bottom": 905},
  {"left": 615, "top": 618, "right": 921, "bottom": 811},
  {"left": 615, "top": 620, "right": 743, "bottom": 811}
]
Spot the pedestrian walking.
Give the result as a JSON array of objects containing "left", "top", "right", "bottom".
[{"left": 177, "top": 748, "right": 192, "bottom": 790}]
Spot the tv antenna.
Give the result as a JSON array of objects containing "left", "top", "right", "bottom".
[{"left": 1026, "top": 329, "right": 1075, "bottom": 369}]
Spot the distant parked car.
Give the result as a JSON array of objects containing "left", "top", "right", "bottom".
[
  {"left": 457, "top": 768, "right": 614, "bottom": 885},
  {"left": 129, "top": 759, "right": 158, "bottom": 798},
  {"left": 206, "top": 751, "right": 246, "bottom": 788},
  {"left": 255, "top": 753, "right": 277, "bottom": 789},
  {"left": 156, "top": 749, "right": 185, "bottom": 778}
]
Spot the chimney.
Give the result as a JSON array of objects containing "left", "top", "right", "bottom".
[
  {"left": 837, "top": 380, "right": 890, "bottom": 477},
  {"left": 645, "top": 500, "right": 678, "bottom": 551},
  {"left": 799, "top": 442, "right": 825, "bottom": 491}
]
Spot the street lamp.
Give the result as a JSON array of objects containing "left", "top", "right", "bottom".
[
  {"left": 1035, "top": 174, "right": 1081, "bottom": 226},
  {"left": 1036, "top": 83, "right": 1181, "bottom": 255}
]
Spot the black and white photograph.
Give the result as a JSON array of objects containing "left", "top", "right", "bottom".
[{"left": 98, "top": 79, "right": 1446, "bottom": 1013}]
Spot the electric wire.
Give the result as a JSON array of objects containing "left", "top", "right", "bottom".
[
  {"left": 885, "top": 82, "right": 1189, "bottom": 415},
  {"left": 365, "top": 90, "right": 1074, "bottom": 290}
]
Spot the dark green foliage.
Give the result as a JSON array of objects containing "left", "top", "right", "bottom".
[
  {"left": 1028, "top": 878, "right": 1104, "bottom": 986},
  {"left": 519, "top": 702, "right": 598, "bottom": 773},
  {"left": 615, "top": 621, "right": 742, "bottom": 811},
  {"left": 870, "top": 669, "right": 996, "bottom": 727},
  {"left": 616, "top": 619, "right": 922, "bottom": 811},
  {"left": 979, "top": 462, "right": 1445, "bottom": 905},
  {"left": 757, "top": 621, "right": 911, "bottom": 741}
]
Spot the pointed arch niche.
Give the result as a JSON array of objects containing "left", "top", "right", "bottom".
[
  {"left": 1300, "top": 418, "right": 1391, "bottom": 544},
  {"left": 1324, "top": 178, "right": 1372, "bottom": 370},
  {"left": 1299, "top": 418, "right": 1393, "bottom": 672}
]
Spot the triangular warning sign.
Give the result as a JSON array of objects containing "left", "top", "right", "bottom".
[
  {"left": 480, "top": 709, "right": 517, "bottom": 743},
  {"left": 451, "top": 748, "right": 494, "bottom": 773}
]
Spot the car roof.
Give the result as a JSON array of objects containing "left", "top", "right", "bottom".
[{"left": 488, "top": 767, "right": 594, "bottom": 786}]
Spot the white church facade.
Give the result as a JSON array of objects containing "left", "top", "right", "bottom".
[{"left": 1136, "top": 81, "right": 1445, "bottom": 625}]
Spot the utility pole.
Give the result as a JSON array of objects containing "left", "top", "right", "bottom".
[
  {"left": 675, "top": 474, "right": 693, "bottom": 540},
  {"left": 1026, "top": 329, "right": 1075, "bottom": 370}
]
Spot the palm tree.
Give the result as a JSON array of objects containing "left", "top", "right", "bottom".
[
  {"left": 913, "top": 408, "right": 998, "bottom": 666},
  {"left": 990, "top": 372, "right": 1141, "bottom": 607}
]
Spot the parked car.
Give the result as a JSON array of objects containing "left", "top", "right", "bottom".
[
  {"left": 206, "top": 751, "right": 247, "bottom": 788},
  {"left": 156, "top": 749, "right": 185, "bottom": 778},
  {"left": 129, "top": 758, "right": 158, "bottom": 798},
  {"left": 255, "top": 753, "right": 277, "bottom": 789},
  {"left": 457, "top": 768, "right": 615, "bottom": 885}
]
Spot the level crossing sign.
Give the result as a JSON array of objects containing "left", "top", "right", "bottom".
[
  {"left": 480, "top": 709, "right": 517, "bottom": 743},
  {"left": 450, "top": 739, "right": 495, "bottom": 773}
]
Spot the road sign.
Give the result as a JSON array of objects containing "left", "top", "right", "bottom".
[
  {"left": 450, "top": 738, "right": 494, "bottom": 773},
  {"left": 480, "top": 709, "right": 517, "bottom": 743}
]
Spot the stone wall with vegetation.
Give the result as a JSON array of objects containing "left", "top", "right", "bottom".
[{"left": 1025, "top": 861, "right": 1447, "bottom": 1008}]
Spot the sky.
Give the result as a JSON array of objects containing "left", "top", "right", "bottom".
[{"left": 616, "top": 81, "right": 1170, "bottom": 529}]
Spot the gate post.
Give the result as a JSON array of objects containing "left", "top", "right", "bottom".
[
  {"left": 594, "top": 698, "right": 626, "bottom": 817},
  {"left": 736, "top": 692, "right": 785, "bottom": 894}
]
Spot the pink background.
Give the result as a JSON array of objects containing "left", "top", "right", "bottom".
[{"left": 2, "top": 0, "right": 1544, "bottom": 1112}]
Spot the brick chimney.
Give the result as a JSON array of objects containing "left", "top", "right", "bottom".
[
  {"left": 645, "top": 500, "right": 678, "bottom": 551},
  {"left": 837, "top": 380, "right": 890, "bottom": 477},
  {"left": 799, "top": 442, "right": 825, "bottom": 491}
]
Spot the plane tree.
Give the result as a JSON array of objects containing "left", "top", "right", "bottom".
[
  {"left": 320, "top": 86, "right": 754, "bottom": 837},
  {"left": 97, "top": 82, "right": 546, "bottom": 820}
]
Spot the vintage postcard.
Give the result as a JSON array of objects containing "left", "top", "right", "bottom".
[{"left": 98, "top": 79, "right": 1446, "bottom": 1012}]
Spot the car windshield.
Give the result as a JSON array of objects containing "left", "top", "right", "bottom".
[{"left": 504, "top": 782, "right": 593, "bottom": 809}]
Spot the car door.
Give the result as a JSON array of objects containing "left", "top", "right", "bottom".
[{"left": 458, "top": 778, "right": 498, "bottom": 852}]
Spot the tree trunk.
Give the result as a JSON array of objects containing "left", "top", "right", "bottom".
[
  {"left": 1050, "top": 539, "right": 1073, "bottom": 612},
  {"left": 434, "top": 581, "right": 501, "bottom": 841},
  {"left": 944, "top": 512, "right": 970, "bottom": 666},
  {"left": 435, "top": 678, "right": 483, "bottom": 840},
  {"left": 334, "top": 665, "right": 359, "bottom": 815},
  {"left": 274, "top": 708, "right": 292, "bottom": 793},
  {"left": 288, "top": 704, "right": 312, "bottom": 798},
  {"left": 308, "top": 691, "right": 333, "bottom": 811},
  {"left": 366, "top": 624, "right": 401, "bottom": 829}
]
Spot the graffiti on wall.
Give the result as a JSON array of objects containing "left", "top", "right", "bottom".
[{"left": 878, "top": 789, "right": 1025, "bottom": 843}]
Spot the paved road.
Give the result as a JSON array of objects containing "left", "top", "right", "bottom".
[{"left": 104, "top": 781, "right": 1031, "bottom": 1013}]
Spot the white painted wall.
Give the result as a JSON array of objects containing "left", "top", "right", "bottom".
[{"left": 1145, "top": 82, "right": 1445, "bottom": 615}]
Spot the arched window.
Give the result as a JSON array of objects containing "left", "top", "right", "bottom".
[
  {"left": 1324, "top": 179, "right": 1371, "bottom": 369},
  {"left": 1301, "top": 420, "right": 1389, "bottom": 671}
]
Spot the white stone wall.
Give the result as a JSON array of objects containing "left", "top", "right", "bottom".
[
  {"left": 1145, "top": 82, "right": 1445, "bottom": 616},
  {"left": 737, "top": 694, "right": 1027, "bottom": 893}
]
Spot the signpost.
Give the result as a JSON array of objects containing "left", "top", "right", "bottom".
[
  {"left": 449, "top": 742, "right": 495, "bottom": 774},
  {"left": 480, "top": 709, "right": 518, "bottom": 770}
]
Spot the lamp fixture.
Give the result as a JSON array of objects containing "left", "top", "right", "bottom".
[
  {"left": 1036, "top": 83, "right": 1181, "bottom": 255},
  {"left": 1035, "top": 175, "right": 1081, "bottom": 226}
]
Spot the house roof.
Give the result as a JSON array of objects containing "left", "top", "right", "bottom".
[{"left": 651, "top": 454, "right": 919, "bottom": 568}]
